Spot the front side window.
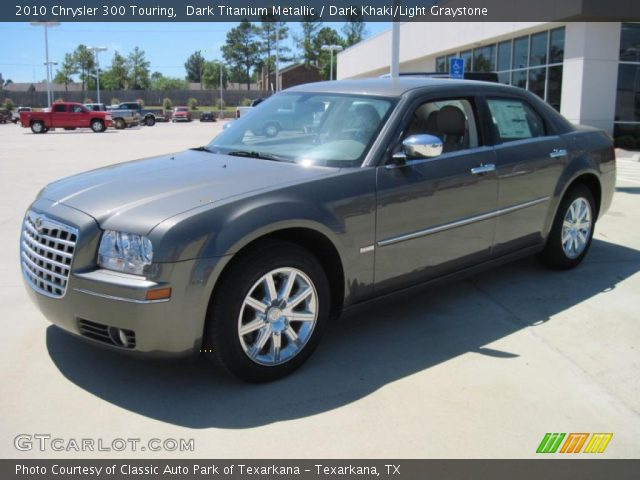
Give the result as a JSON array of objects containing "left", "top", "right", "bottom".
[
  {"left": 208, "top": 93, "right": 394, "bottom": 167},
  {"left": 71, "top": 105, "right": 86, "bottom": 113},
  {"left": 487, "top": 98, "right": 546, "bottom": 143},
  {"left": 404, "top": 98, "right": 479, "bottom": 154}
]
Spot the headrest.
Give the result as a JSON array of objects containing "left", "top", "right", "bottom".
[{"left": 437, "top": 106, "right": 466, "bottom": 136}]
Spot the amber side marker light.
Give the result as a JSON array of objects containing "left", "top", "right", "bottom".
[{"left": 146, "top": 288, "right": 172, "bottom": 301}]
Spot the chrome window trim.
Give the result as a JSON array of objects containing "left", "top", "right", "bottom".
[{"left": 377, "top": 196, "right": 550, "bottom": 248}]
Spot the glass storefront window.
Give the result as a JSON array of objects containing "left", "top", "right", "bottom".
[
  {"left": 473, "top": 45, "right": 496, "bottom": 72},
  {"left": 512, "top": 70, "right": 527, "bottom": 89},
  {"left": 620, "top": 23, "right": 640, "bottom": 62},
  {"left": 549, "top": 28, "right": 565, "bottom": 64},
  {"left": 530, "top": 32, "right": 548, "bottom": 66},
  {"left": 436, "top": 56, "right": 446, "bottom": 73},
  {"left": 513, "top": 36, "right": 529, "bottom": 69},
  {"left": 547, "top": 66, "right": 563, "bottom": 111},
  {"left": 460, "top": 50, "right": 472, "bottom": 72},
  {"left": 497, "top": 40, "right": 512, "bottom": 71},
  {"left": 615, "top": 63, "right": 640, "bottom": 122},
  {"left": 528, "top": 67, "right": 546, "bottom": 99},
  {"left": 498, "top": 72, "right": 511, "bottom": 85}
]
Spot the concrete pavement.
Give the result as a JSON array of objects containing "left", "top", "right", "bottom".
[{"left": 0, "top": 122, "right": 639, "bottom": 458}]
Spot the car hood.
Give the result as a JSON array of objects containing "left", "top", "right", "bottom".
[{"left": 41, "top": 150, "right": 336, "bottom": 234}]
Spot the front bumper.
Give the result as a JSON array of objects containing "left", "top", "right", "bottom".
[{"left": 22, "top": 199, "right": 225, "bottom": 358}]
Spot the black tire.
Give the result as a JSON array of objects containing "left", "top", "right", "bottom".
[
  {"left": 263, "top": 121, "right": 280, "bottom": 138},
  {"left": 90, "top": 119, "right": 105, "bottom": 133},
  {"left": 204, "top": 241, "right": 330, "bottom": 382},
  {"left": 145, "top": 116, "right": 155, "bottom": 127},
  {"left": 114, "top": 118, "right": 126, "bottom": 130},
  {"left": 31, "top": 121, "right": 45, "bottom": 134},
  {"left": 540, "top": 183, "right": 596, "bottom": 270}
]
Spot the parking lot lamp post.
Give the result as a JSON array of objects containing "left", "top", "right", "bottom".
[
  {"left": 89, "top": 47, "right": 108, "bottom": 105},
  {"left": 30, "top": 21, "right": 60, "bottom": 108},
  {"left": 321, "top": 45, "right": 343, "bottom": 81}
]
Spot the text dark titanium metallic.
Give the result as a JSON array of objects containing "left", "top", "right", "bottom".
[{"left": 21, "top": 78, "right": 616, "bottom": 382}]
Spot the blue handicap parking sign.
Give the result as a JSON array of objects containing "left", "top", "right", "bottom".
[{"left": 449, "top": 58, "right": 465, "bottom": 79}]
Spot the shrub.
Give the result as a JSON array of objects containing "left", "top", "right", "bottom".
[
  {"left": 162, "top": 97, "right": 173, "bottom": 111},
  {"left": 215, "top": 98, "right": 226, "bottom": 109},
  {"left": 3, "top": 98, "right": 14, "bottom": 111},
  {"left": 187, "top": 97, "right": 198, "bottom": 110},
  {"left": 240, "top": 98, "right": 252, "bottom": 107},
  {"left": 110, "top": 97, "right": 120, "bottom": 106},
  {"left": 136, "top": 98, "right": 144, "bottom": 107},
  {"left": 84, "top": 98, "right": 93, "bottom": 104},
  {"left": 55, "top": 97, "right": 65, "bottom": 103}
]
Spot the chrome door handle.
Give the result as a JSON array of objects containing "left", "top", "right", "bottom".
[
  {"left": 470, "top": 163, "right": 496, "bottom": 175},
  {"left": 549, "top": 148, "right": 568, "bottom": 158}
]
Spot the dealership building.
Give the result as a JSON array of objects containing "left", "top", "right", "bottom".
[{"left": 337, "top": 21, "right": 640, "bottom": 146}]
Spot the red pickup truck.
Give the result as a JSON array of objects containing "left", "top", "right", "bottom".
[{"left": 20, "top": 102, "right": 113, "bottom": 133}]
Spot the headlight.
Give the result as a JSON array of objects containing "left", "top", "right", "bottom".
[{"left": 98, "top": 230, "right": 153, "bottom": 275}]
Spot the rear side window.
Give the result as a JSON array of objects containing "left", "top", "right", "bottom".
[
  {"left": 53, "top": 104, "right": 66, "bottom": 113},
  {"left": 486, "top": 98, "right": 546, "bottom": 143}
]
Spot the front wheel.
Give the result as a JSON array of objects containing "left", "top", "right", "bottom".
[
  {"left": 31, "top": 121, "right": 45, "bottom": 134},
  {"left": 90, "top": 120, "right": 105, "bottom": 133},
  {"left": 540, "top": 183, "right": 596, "bottom": 270},
  {"left": 205, "top": 241, "right": 330, "bottom": 382},
  {"left": 145, "top": 116, "right": 155, "bottom": 126},
  {"left": 114, "top": 118, "right": 126, "bottom": 130}
]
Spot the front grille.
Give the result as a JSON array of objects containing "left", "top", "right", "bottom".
[
  {"left": 21, "top": 211, "right": 78, "bottom": 298},
  {"left": 78, "top": 319, "right": 136, "bottom": 349}
]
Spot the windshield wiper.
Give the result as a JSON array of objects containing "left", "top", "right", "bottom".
[
  {"left": 225, "top": 150, "right": 294, "bottom": 163},
  {"left": 191, "top": 146, "right": 216, "bottom": 153}
]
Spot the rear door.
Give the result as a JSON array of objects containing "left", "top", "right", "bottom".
[
  {"left": 51, "top": 103, "right": 69, "bottom": 127},
  {"left": 483, "top": 96, "right": 568, "bottom": 255},
  {"left": 374, "top": 95, "right": 498, "bottom": 292}
]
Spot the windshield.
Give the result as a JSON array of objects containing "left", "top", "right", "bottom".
[{"left": 207, "top": 92, "right": 394, "bottom": 167}]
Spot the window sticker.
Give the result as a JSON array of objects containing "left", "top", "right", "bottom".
[{"left": 488, "top": 100, "right": 532, "bottom": 139}]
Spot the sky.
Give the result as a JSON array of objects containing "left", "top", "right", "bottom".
[{"left": 0, "top": 22, "right": 391, "bottom": 83}]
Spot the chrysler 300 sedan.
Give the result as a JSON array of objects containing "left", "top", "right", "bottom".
[{"left": 21, "top": 78, "right": 616, "bottom": 382}]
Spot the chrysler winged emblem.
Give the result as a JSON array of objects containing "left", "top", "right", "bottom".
[{"left": 34, "top": 215, "right": 44, "bottom": 232}]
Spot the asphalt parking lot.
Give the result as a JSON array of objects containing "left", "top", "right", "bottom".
[{"left": 0, "top": 121, "right": 639, "bottom": 458}]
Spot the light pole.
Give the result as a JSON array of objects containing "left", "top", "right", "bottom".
[
  {"left": 88, "top": 46, "right": 107, "bottom": 104},
  {"left": 30, "top": 21, "right": 60, "bottom": 108},
  {"left": 321, "top": 45, "right": 343, "bottom": 81}
]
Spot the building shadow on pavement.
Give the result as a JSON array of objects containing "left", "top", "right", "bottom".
[{"left": 46, "top": 239, "right": 640, "bottom": 429}]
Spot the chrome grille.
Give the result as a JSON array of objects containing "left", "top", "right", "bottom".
[{"left": 21, "top": 211, "right": 78, "bottom": 298}]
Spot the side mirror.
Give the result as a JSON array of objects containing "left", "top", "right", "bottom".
[{"left": 402, "top": 134, "right": 443, "bottom": 159}]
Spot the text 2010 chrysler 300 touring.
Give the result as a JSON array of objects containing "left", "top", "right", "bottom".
[{"left": 21, "top": 78, "right": 616, "bottom": 382}]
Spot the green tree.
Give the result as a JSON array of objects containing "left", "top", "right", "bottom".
[
  {"left": 53, "top": 53, "right": 77, "bottom": 91},
  {"left": 313, "top": 27, "right": 345, "bottom": 80},
  {"left": 222, "top": 20, "right": 260, "bottom": 91},
  {"left": 150, "top": 74, "right": 188, "bottom": 91},
  {"left": 296, "top": 15, "right": 322, "bottom": 66},
  {"left": 258, "top": 16, "right": 291, "bottom": 85},
  {"left": 342, "top": 13, "right": 367, "bottom": 46},
  {"left": 100, "top": 51, "right": 128, "bottom": 90},
  {"left": 73, "top": 45, "right": 95, "bottom": 94},
  {"left": 184, "top": 50, "right": 205, "bottom": 84},
  {"left": 202, "top": 61, "right": 229, "bottom": 89},
  {"left": 127, "top": 47, "right": 150, "bottom": 90}
]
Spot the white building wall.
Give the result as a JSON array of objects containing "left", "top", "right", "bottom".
[{"left": 560, "top": 22, "right": 621, "bottom": 133}]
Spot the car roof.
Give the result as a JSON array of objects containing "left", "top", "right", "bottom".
[{"left": 287, "top": 77, "right": 517, "bottom": 98}]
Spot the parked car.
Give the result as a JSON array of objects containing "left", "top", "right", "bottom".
[
  {"left": 199, "top": 111, "right": 217, "bottom": 122},
  {"left": 84, "top": 103, "right": 107, "bottom": 112},
  {"left": 20, "top": 102, "right": 112, "bottom": 133},
  {"left": 12, "top": 106, "right": 32, "bottom": 123},
  {"left": 235, "top": 106, "right": 252, "bottom": 118},
  {"left": 20, "top": 78, "right": 615, "bottom": 382},
  {"left": 0, "top": 110, "right": 9, "bottom": 124},
  {"left": 171, "top": 106, "right": 191, "bottom": 122},
  {"left": 108, "top": 102, "right": 163, "bottom": 126},
  {"left": 107, "top": 108, "right": 142, "bottom": 130}
]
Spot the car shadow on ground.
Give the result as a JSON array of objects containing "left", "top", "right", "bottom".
[{"left": 46, "top": 239, "right": 640, "bottom": 429}]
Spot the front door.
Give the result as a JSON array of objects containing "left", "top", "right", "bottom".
[{"left": 374, "top": 97, "right": 498, "bottom": 292}]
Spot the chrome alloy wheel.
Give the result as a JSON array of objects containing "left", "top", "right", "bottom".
[
  {"left": 561, "top": 197, "right": 592, "bottom": 259},
  {"left": 238, "top": 267, "right": 318, "bottom": 366}
]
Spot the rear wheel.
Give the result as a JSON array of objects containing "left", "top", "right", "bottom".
[
  {"left": 31, "top": 121, "right": 45, "bottom": 134},
  {"left": 540, "top": 183, "right": 596, "bottom": 270},
  {"left": 90, "top": 119, "right": 105, "bottom": 133},
  {"left": 205, "top": 241, "right": 330, "bottom": 382}
]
